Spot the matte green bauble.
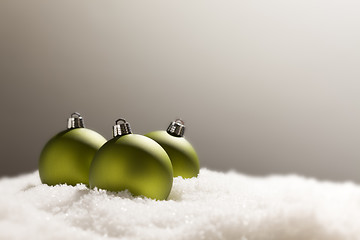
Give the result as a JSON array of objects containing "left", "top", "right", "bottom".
[
  {"left": 145, "top": 119, "right": 200, "bottom": 178},
  {"left": 89, "top": 119, "right": 173, "bottom": 200},
  {"left": 39, "top": 113, "right": 106, "bottom": 186}
]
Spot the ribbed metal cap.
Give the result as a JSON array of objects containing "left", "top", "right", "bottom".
[
  {"left": 113, "top": 118, "right": 132, "bottom": 137},
  {"left": 67, "top": 112, "right": 85, "bottom": 129},
  {"left": 167, "top": 119, "right": 185, "bottom": 137}
]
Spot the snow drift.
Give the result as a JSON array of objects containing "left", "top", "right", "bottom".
[{"left": 0, "top": 169, "right": 359, "bottom": 240}]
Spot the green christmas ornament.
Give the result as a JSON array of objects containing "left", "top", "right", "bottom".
[
  {"left": 145, "top": 119, "right": 200, "bottom": 178},
  {"left": 39, "top": 112, "right": 107, "bottom": 186},
  {"left": 89, "top": 118, "right": 173, "bottom": 200}
]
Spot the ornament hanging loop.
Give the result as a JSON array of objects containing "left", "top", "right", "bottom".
[
  {"left": 175, "top": 119, "right": 185, "bottom": 125},
  {"left": 67, "top": 112, "right": 85, "bottom": 129},
  {"left": 167, "top": 118, "right": 185, "bottom": 137},
  {"left": 115, "top": 118, "right": 127, "bottom": 125},
  {"left": 71, "top": 112, "right": 81, "bottom": 118},
  {"left": 113, "top": 118, "right": 132, "bottom": 137}
]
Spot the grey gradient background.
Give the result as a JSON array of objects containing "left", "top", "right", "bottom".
[{"left": 1, "top": 0, "right": 360, "bottom": 182}]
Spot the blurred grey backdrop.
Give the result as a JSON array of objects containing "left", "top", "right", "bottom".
[{"left": 1, "top": 0, "right": 360, "bottom": 182}]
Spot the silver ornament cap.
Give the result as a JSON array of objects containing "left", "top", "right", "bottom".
[
  {"left": 67, "top": 112, "right": 85, "bottom": 129},
  {"left": 113, "top": 118, "right": 132, "bottom": 137},
  {"left": 167, "top": 119, "right": 185, "bottom": 137}
]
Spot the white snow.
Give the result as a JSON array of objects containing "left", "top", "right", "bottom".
[{"left": 0, "top": 169, "right": 360, "bottom": 240}]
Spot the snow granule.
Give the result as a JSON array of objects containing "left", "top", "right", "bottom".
[{"left": 0, "top": 169, "right": 359, "bottom": 240}]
